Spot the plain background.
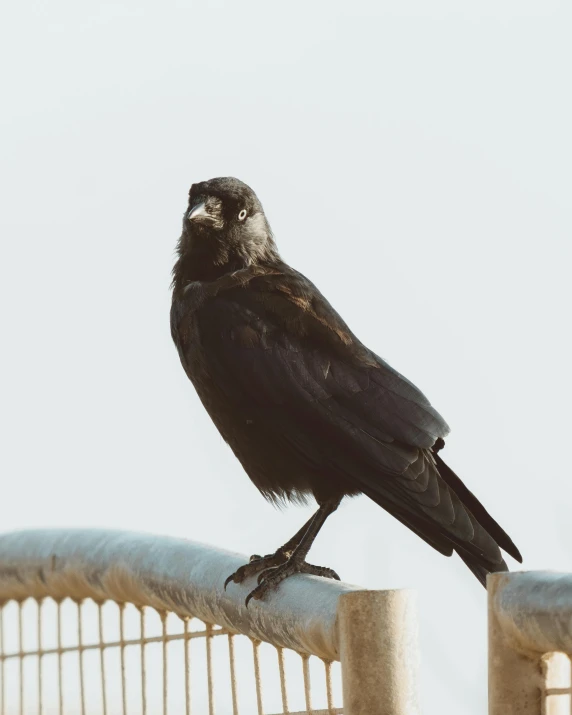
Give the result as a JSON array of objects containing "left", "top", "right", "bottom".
[{"left": 1, "top": 0, "right": 571, "bottom": 711}]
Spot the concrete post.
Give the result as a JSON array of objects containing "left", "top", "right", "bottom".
[
  {"left": 337, "top": 589, "right": 419, "bottom": 715},
  {"left": 488, "top": 573, "right": 572, "bottom": 715},
  {"left": 488, "top": 576, "right": 542, "bottom": 715}
]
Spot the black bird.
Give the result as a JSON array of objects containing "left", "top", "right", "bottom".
[{"left": 171, "top": 177, "right": 521, "bottom": 604}]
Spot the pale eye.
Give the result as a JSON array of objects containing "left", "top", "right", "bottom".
[{"left": 238, "top": 209, "right": 247, "bottom": 221}]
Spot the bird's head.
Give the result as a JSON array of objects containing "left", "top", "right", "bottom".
[{"left": 174, "top": 177, "right": 280, "bottom": 282}]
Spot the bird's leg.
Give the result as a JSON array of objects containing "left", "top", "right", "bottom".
[
  {"left": 224, "top": 511, "right": 319, "bottom": 590},
  {"left": 244, "top": 497, "right": 342, "bottom": 606}
]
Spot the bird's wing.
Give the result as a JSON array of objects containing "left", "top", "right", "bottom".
[{"left": 182, "top": 268, "right": 509, "bottom": 570}]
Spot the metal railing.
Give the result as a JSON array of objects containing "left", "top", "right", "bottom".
[{"left": 0, "top": 529, "right": 420, "bottom": 715}]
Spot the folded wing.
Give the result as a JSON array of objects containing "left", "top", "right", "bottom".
[{"left": 189, "top": 270, "right": 520, "bottom": 580}]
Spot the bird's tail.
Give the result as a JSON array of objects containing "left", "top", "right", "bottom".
[
  {"left": 455, "top": 546, "right": 508, "bottom": 588},
  {"left": 364, "top": 450, "right": 522, "bottom": 588},
  {"left": 433, "top": 452, "right": 522, "bottom": 565}
]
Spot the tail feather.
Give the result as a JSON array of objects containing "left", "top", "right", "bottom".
[
  {"left": 363, "top": 448, "right": 521, "bottom": 588},
  {"left": 361, "top": 488, "right": 455, "bottom": 557},
  {"left": 434, "top": 452, "right": 522, "bottom": 563},
  {"left": 456, "top": 547, "right": 509, "bottom": 588}
]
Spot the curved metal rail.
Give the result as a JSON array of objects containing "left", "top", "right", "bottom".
[{"left": 0, "top": 528, "right": 363, "bottom": 661}]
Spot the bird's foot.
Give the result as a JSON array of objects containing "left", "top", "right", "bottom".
[
  {"left": 224, "top": 551, "right": 291, "bottom": 590},
  {"left": 244, "top": 558, "right": 340, "bottom": 607}
]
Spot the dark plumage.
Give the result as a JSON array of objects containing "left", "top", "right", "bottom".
[{"left": 171, "top": 177, "right": 521, "bottom": 603}]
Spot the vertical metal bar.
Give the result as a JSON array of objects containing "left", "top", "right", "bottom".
[
  {"left": 206, "top": 624, "right": 215, "bottom": 715},
  {"left": 277, "top": 648, "right": 289, "bottom": 714},
  {"left": 77, "top": 602, "right": 86, "bottom": 715},
  {"left": 37, "top": 600, "right": 43, "bottom": 715},
  {"left": 0, "top": 605, "right": 5, "bottom": 715},
  {"left": 323, "top": 660, "right": 334, "bottom": 714},
  {"left": 301, "top": 655, "right": 312, "bottom": 715},
  {"left": 252, "top": 639, "right": 263, "bottom": 715},
  {"left": 337, "top": 589, "right": 419, "bottom": 715},
  {"left": 98, "top": 604, "right": 108, "bottom": 715},
  {"left": 140, "top": 608, "right": 147, "bottom": 715},
  {"left": 541, "top": 653, "right": 571, "bottom": 715},
  {"left": 227, "top": 634, "right": 239, "bottom": 715},
  {"left": 18, "top": 602, "right": 23, "bottom": 715},
  {"left": 161, "top": 612, "right": 168, "bottom": 715},
  {"left": 119, "top": 604, "right": 127, "bottom": 715},
  {"left": 184, "top": 620, "right": 191, "bottom": 715},
  {"left": 57, "top": 601, "right": 64, "bottom": 715}
]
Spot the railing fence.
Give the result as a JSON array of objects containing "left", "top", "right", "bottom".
[{"left": 0, "top": 529, "right": 419, "bottom": 715}]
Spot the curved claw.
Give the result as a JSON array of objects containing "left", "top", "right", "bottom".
[
  {"left": 224, "top": 573, "right": 235, "bottom": 591},
  {"left": 244, "top": 589, "right": 259, "bottom": 608},
  {"left": 224, "top": 565, "right": 247, "bottom": 590},
  {"left": 245, "top": 581, "right": 268, "bottom": 607}
]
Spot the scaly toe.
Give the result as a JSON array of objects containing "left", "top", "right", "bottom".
[
  {"left": 245, "top": 561, "right": 302, "bottom": 606},
  {"left": 257, "top": 566, "right": 279, "bottom": 585},
  {"left": 224, "top": 552, "right": 289, "bottom": 590},
  {"left": 300, "top": 563, "right": 341, "bottom": 580}
]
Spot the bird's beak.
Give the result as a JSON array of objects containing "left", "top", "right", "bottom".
[
  {"left": 187, "top": 202, "right": 210, "bottom": 222},
  {"left": 187, "top": 200, "right": 224, "bottom": 229}
]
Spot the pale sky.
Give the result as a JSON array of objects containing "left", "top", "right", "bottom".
[{"left": 1, "top": 0, "right": 571, "bottom": 712}]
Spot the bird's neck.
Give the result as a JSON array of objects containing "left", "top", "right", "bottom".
[
  {"left": 172, "top": 251, "right": 246, "bottom": 285},
  {"left": 171, "top": 249, "right": 282, "bottom": 295},
  {"left": 172, "top": 229, "right": 281, "bottom": 290}
]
